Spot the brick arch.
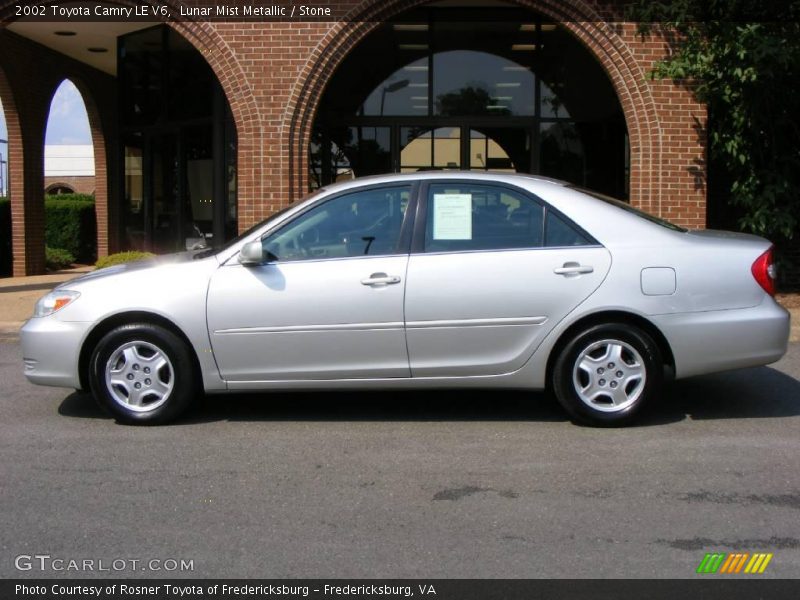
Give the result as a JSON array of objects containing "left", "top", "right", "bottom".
[
  {"left": 54, "top": 77, "right": 109, "bottom": 257},
  {"left": 283, "top": 0, "right": 662, "bottom": 214},
  {"left": 0, "top": 64, "right": 29, "bottom": 275},
  {"left": 44, "top": 183, "right": 77, "bottom": 194},
  {"left": 165, "top": 20, "right": 263, "bottom": 214},
  {"left": 1, "top": 1, "right": 262, "bottom": 267}
]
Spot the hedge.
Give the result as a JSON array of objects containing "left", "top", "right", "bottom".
[
  {"left": 0, "top": 194, "right": 97, "bottom": 275},
  {"left": 95, "top": 251, "right": 155, "bottom": 270},
  {"left": 45, "top": 246, "right": 75, "bottom": 270},
  {"left": 44, "top": 194, "right": 96, "bottom": 264},
  {"left": 0, "top": 197, "right": 10, "bottom": 277}
]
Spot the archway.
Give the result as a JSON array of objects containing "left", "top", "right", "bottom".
[
  {"left": 286, "top": 0, "right": 661, "bottom": 212},
  {"left": 1, "top": 2, "right": 261, "bottom": 272},
  {"left": 0, "top": 91, "right": 10, "bottom": 275},
  {"left": 115, "top": 26, "right": 239, "bottom": 254},
  {"left": 0, "top": 63, "right": 28, "bottom": 276},
  {"left": 43, "top": 79, "right": 96, "bottom": 265}
]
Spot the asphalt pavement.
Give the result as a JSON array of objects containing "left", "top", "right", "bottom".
[{"left": 1, "top": 340, "right": 799, "bottom": 579}]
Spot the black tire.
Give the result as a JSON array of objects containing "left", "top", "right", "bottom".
[
  {"left": 88, "top": 323, "right": 198, "bottom": 425},
  {"left": 552, "top": 322, "right": 663, "bottom": 427}
]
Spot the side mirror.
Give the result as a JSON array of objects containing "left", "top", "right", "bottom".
[{"left": 238, "top": 240, "right": 265, "bottom": 266}]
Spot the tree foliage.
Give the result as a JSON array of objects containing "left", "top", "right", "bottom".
[{"left": 628, "top": 1, "right": 800, "bottom": 241}]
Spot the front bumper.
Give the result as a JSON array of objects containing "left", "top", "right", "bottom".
[
  {"left": 651, "top": 298, "right": 791, "bottom": 379},
  {"left": 20, "top": 317, "right": 93, "bottom": 389}
]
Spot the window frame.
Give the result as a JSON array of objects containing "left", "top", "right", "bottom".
[
  {"left": 411, "top": 179, "right": 600, "bottom": 255},
  {"left": 257, "top": 182, "right": 420, "bottom": 264}
]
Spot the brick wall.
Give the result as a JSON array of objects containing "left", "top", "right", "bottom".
[
  {"left": 1, "top": 0, "right": 708, "bottom": 275},
  {"left": 44, "top": 176, "right": 96, "bottom": 196},
  {"left": 195, "top": 0, "right": 707, "bottom": 232}
]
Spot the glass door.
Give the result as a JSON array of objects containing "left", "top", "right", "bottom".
[
  {"left": 467, "top": 127, "right": 531, "bottom": 173},
  {"left": 148, "top": 132, "right": 181, "bottom": 254}
]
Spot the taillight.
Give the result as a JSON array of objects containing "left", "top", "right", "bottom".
[{"left": 751, "top": 247, "right": 776, "bottom": 296}]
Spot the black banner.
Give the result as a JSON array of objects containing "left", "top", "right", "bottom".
[{"left": 3, "top": 580, "right": 800, "bottom": 600}]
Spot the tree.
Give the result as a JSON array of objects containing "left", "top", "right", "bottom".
[{"left": 628, "top": 1, "right": 800, "bottom": 242}]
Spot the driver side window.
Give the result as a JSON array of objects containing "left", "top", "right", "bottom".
[{"left": 262, "top": 186, "right": 410, "bottom": 261}]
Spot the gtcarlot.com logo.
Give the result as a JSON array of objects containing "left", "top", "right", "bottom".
[
  {"left": 15, "top": 554, "right": 194, "bottom": 573},
  {"left": 696, "top": 552, "right": 773, "bottom": 574}
]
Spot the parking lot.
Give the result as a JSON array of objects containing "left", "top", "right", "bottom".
[{"left": 1, "top": 339, "right": 799, "bottom": 579}]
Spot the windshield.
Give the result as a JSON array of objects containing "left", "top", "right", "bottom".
[
  {"left": 198, "top": 190, "right": 327, "bottom": 258},
  {"left": 569, "top": 186, "right": 687, "bottom": 233}
]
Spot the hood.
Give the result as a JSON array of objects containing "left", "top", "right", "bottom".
[{"left": 55, "top": 250, "right": 216, "bottom": 289}]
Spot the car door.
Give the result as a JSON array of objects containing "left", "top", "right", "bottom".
[
  {"left": 207, "top": 184, "right": 415, "bottom": 381},
  {"left": 404, "top": 180, "right": 611, "bottom": 377}
]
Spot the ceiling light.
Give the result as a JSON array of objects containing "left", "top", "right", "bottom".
[
  {"left": 492, "top": 96, "right": 513, "bottom": 101},
  {"left": 495, "top": 82, "right": 521, "bottom": 88},
  {"left": 404, "top": 65, "right": 428, "bottom": 71},
  {"left": 411, "top": 96, "right": 428, "bottom": 101},
  {"left": 54, "top": 31, "right": 76, "bottom": 36},
  {"left": 541, "top": 24, "right": 557, "bottom": 31},
  {"left": 399, "top": 44, "right": 428, "bottom": 50},
  {"left": 409, "top": 83, "right": 429, "bottom": 87},
  {"left": 87, "top": 47, "right": 109, "bottom": 53},
  {"left": 393, "top": 24, "right": 429, "bottom": 31},
  {"left": 519, "top": 24, "right": 535, "bottom": 31},
  {"left": 511, "top": 44, "right": 537, "bottom": 51},
  {"left": 503, "top": 66, "right": 530, "bottom": 71}
]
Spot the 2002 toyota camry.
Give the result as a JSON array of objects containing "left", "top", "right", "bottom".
[{"left": 21, "top": 172, "right": 790, "bottom": 426}]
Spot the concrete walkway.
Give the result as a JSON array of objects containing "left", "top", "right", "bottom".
[{"left": 0, "top": 266, "right": 797, "bottom": 342}]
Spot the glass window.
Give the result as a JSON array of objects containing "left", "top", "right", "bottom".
[
  {"left": 262, "top": 186, "right": 411, "bottom": 262},
  {"left": 434, "top": 50, "right": 535, "bottom": 117},
  {"left": 539, "top": 122, "right": 585, "bottom": 185},
  {"left": 310, "top": 127, "right": 391, "bottom": 189},
  {"left": 424, "top": 183, "right": 543, "bottom": 253},
  {"left": 119, "top": 27, "right": 163, "bottom": 127},
  {"left": 544, "top": 211, "right": 593, "bottom": 247},
  {"left": 123, "top": 143, "right": 145, "bottom": 251}
]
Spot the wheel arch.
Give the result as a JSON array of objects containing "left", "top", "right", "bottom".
[
  {"left": 78, "top": 311, "right": 202, "bottom": 392},
  {"left": 545, "top": 310, "right": 675, "bottom": 388}
]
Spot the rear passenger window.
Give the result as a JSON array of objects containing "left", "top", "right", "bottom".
[
  {"left": 424, "top": 183, "right": 544, "bottom": 253},
  {"left": 544, "top": 211, "right": 593, "bottom": 247}
]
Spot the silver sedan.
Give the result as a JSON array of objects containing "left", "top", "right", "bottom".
[{"left": 21, "top": 172, "right": 791, "bottom": 426}]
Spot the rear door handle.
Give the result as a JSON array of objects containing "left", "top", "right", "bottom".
[
  {"left": 361, "top": 272, "right": 401, "bottom": 286},
  {"left": 554, "top": 262, "right": 594, "bottom": 276}
]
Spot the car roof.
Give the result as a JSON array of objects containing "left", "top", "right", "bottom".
[{"left": 316, "top": 171, "right": 570, "bottom": 195}]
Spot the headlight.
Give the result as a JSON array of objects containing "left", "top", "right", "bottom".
[{"left": 33, "top": 290, "right": 81, "bottom": 318}]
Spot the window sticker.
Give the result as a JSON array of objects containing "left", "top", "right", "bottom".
[{"left": 432, "top": 193, "right": 472, "bottom": 240}]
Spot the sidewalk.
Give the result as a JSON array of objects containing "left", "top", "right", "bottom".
[{"left": 0, "top": 266, "right": 798, "bottom": 342}]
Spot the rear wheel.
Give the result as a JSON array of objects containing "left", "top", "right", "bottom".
[
  {"left": 552, "top": 323, "right": 662, "bottom": 427},
  {"left": 89, "top": 323, "right": 198, "bottom": 425}
]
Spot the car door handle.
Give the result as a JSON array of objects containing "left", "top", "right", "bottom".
[
  {"left": 361, "top": 273, "right": 401, "bottom": 286},
  {"left": 554, "top": 262, "right": 594, "bottom": 276}
]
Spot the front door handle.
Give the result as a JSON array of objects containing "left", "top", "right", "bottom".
[
  {"left": 361, "top": 272, "right": 401, "bottom": 286},
  {"left": 554, "top": 262, "right": 594, "bottom": 276}
]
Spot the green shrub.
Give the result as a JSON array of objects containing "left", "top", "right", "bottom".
[
  {"left": 0, "top": 197, "right": 10, "bottom": 277},
  {"left": 45, "top": 246, "right": 75, "bottom": 271},
  {"left": 95, "top": 251, "right": 156, "bottom": 270},
  {"left": 45, "top": 195, "right": 96, "bottom": 264}
]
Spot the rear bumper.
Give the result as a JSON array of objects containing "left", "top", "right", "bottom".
[
  {"left": 651, "top": 299, "right": 790, "bottom": 379},
  {"left": 20, "top": 317, "right": 92, "bottom": 389}
]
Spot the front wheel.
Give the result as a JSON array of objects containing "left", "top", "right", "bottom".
[
  {"left": 552, "top": 323, "right": 663, "bottom": 427},
  {"left": 89, "top": 323, "right": 198, "bottom": 425}
]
